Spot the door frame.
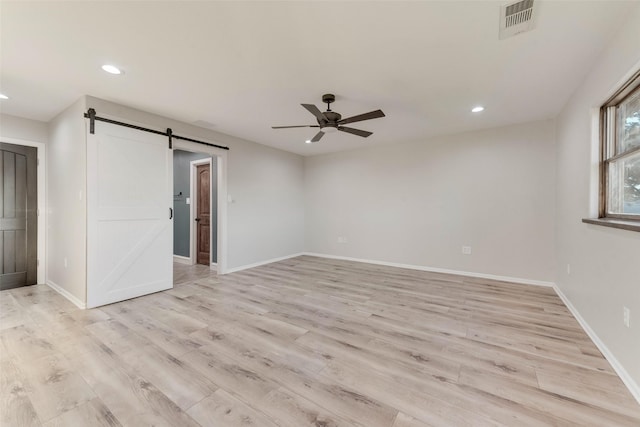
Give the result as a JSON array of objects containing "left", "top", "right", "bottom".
[
  {"left": 0, "top": 137, "right": 46, "bottom": 285},
  {"left": 190, "top": 157, "right": 214, "bottom": 268},
  {"left": 173, "top": 139, "right": 227, "bottom": 274}
]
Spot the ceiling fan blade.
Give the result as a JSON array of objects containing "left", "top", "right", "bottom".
[
  {"left": 302, "top": 104, "right": 325, "bottom": 121},
  {"left": 338, "top": 109, "right": 385, "bottom": 125},
  {"left": 338, "top": 126, "right": 373, "bottom": 138},
  {"left": 272, "top": 125, "right": 320, "bottom": 129},
  {"left": 311, "top": 131, "right": 325, "bottom": 142}
]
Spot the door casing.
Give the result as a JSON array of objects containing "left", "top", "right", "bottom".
[{"left": 190, "top": 157, "right": 215, "bottom": 268}]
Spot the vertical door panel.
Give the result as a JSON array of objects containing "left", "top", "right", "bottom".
[
  {"left": 15, "top": 230, "right": 26, "bottom": 272},
  {"left": 4, "top": 231, "right": 15, "bottom": 274},
  {"left": 4, "top": 152, "right": 15, "bottom": 217},
  {"left": 14, "top": 155, "right": 26, "bottom": 273},
  {"left": 87, "top": 122, "right": 173, "bottom": 308}
]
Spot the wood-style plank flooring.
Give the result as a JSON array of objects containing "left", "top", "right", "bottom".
[{"left": 1, "top": 255, "right": 639, "bottom": 426}]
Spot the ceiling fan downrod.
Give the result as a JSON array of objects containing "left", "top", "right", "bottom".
[{"left": 322, "top": 93, "right": 335, "bottom": 112}]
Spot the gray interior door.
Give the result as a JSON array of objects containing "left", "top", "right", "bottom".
[{"left": 0, "top": 142, "right": 37, "bottom": 290}]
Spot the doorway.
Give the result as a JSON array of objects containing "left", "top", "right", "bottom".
[
  {"left": 1, "top": 142, "right": 38, "bottom": 290},
  {"left": 172, "top": 139, "right": 226, "bottom": 274},
  {"left": 172, "top": 149, "right": 218, "bottom": 269}
]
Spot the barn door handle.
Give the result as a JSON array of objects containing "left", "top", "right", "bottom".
[{"left": 169, "top": 208, "right": 173, "bottom": 219}]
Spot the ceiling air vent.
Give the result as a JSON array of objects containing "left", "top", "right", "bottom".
[{"left": 499, "top": 0, "right": 537, "bottom": 39}]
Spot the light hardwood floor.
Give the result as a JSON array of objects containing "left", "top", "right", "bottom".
[{"left": 1, "top": 256, "right": 639, "bottom": 426}]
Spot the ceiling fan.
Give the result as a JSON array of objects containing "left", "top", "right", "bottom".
[{"left": 272, "top": 94, "right": 385, "bottom": 142}]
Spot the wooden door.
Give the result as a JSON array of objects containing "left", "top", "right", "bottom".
[
  {"left": 86, "top": 121, "right": 173, "bottom": 308},
  {"left": 0, "top": 143, "right": 37, "bottom": 290},
  {"left": 196, "top": 163, "right": 210, "bottom": 265}
]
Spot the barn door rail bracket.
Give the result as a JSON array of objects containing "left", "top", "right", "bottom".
[{"left": 83, "top": 108, "right": 230, "bottom": 151}]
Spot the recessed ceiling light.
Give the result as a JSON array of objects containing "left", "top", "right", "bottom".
[
  {"left": 0, "top": 93, "right": 8, "bottom": 100},
  {"left": 471, "top": 106, "right": 485, "bottom": 113},
  {"left": 101, "top": 64, "right": 122, "bottom": 75},
  {"left": 305, "top": 140, "right": 312, "bottom": 144}
]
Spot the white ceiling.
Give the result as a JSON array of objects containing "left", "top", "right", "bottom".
[{"left": 0, "top": 1, "right": 636, "bottom": 156}]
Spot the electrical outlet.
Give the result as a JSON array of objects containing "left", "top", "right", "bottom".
[
  {"left": 64, "top": 257, "right": 68, "bottom": 269},
  {"left": 623, "top": 307, "right": 630, "bottom": 328},
  {"left": 338, "top": 236, "right": 348, "bottom": 244},
  {"left": 462, "top": 246, "right": 472, "bottom": 255},
  {"left": 567, "top": 264, "right": 571, "bottom": 275}
]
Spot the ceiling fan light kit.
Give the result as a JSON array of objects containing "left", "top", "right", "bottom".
[{"left": 272, "top": 93, "right": 385, "bottom": 143}]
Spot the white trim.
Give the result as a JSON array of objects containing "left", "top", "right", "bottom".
[
  {"left": 553, "top": 284, "right": 640, "bottom": 405},
  {"left": 0, "top": 137, "right": 46, "bottom": 285},
  {"left": 46, "top": 280, "right": 86, "bottom": 309},
  {"left": 225, "top": 253, "right": 305, "bottom": 274},
  {"left": 303, "top": 252, "right": 555, "bottom": 287},
  {"left": 173, "top": 255, "right": 192, "bottom": 265}
]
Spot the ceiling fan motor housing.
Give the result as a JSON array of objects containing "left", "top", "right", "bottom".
[{"left": 322, "top": 111, "right": 342, "bottom": 125}]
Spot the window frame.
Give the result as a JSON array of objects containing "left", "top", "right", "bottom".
[{"left": 599, "top": 69, "right": 640, "bottom": 221}]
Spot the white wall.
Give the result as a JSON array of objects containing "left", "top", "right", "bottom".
[
  {"left": 305, "top": 120, "right": 556, "bottom": 283},
  {"left": 226, "top": 136, "right": 305, "bottom": 268},
  {"left": 0, "top": 113, "right": 48, "bottom": 143},
  {"left": 46, "top": 98, "right": 87, "bottom": 305},
  {"left": 555, "top": 5, "right": 640, "bottom": 393},
  {"left": 85, "top": 96, "right": 305, "bottom": 271}
]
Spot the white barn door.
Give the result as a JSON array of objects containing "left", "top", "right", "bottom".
[{"left": 87, "top": 121, "right": 173, "bottom": 308}]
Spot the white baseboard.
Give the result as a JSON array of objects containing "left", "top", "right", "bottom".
[
  {"left": 173, "top": 255, "right": 193, "bottom": 265},
  {"left": 46, "top": 280, "right": 86, "bottom": 309},
  {"left": 225, "top": 252, "right": 305, "bottom": 274},
  {"left": 303, "top": 252, "right": 554, "bottom": 287},
  {"left": 553, "top": 284, "right": 640, "bottom": 405}
]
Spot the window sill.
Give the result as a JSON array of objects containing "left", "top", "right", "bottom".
[{"left": 582, "top": 218, "right": 640, "bottom": 232}]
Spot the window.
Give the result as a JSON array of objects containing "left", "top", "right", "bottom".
[{"left": 600, "top": 70, "right": 640, "bottom": 221}]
